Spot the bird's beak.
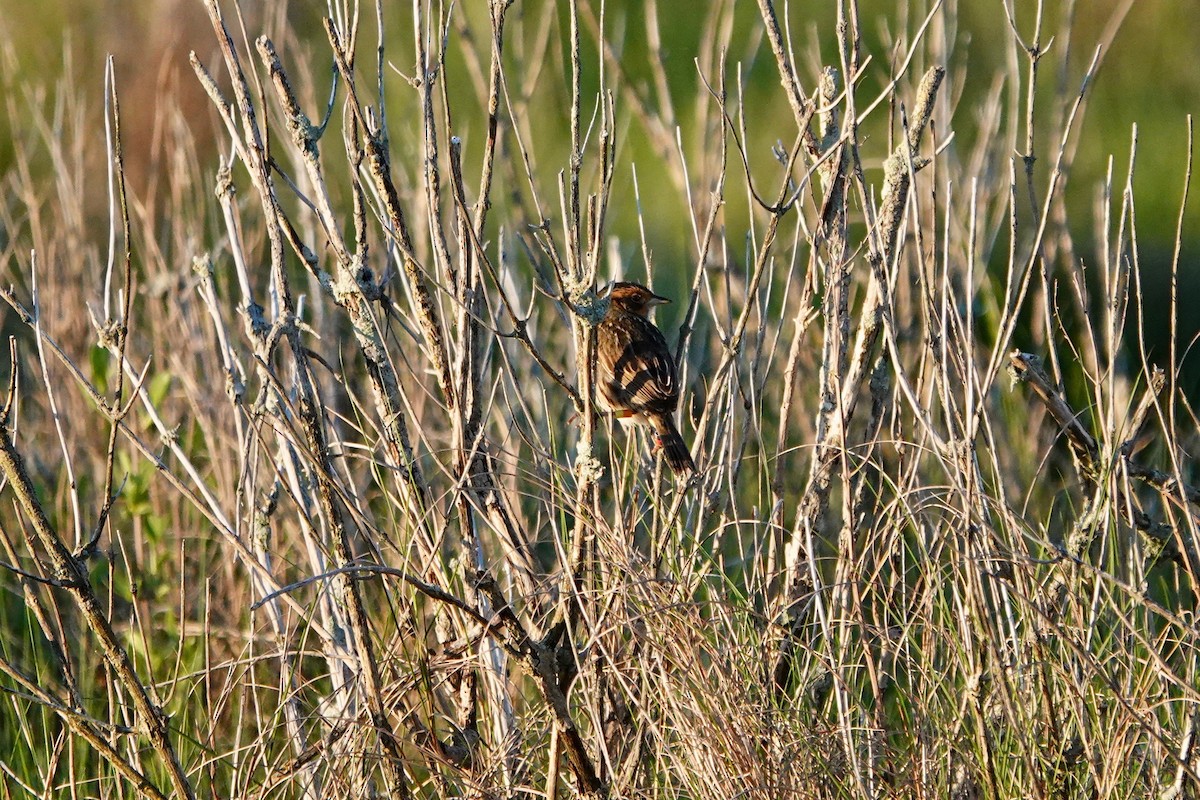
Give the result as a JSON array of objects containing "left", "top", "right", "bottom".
[{"left": 649, "top": 292, "right": 670, "bottom": 305}]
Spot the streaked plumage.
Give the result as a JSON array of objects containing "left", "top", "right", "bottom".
[{"left": 596, "top": 282, "right": 695, "bottom": 475}]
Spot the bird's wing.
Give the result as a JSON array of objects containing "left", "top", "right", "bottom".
[{"left": 599, "top": 315, "right": 678, "bottom": 415}]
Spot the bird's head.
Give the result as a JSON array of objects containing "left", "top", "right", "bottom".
[{"left": 604, "top": 281, "right": 670, "bottom": 318}]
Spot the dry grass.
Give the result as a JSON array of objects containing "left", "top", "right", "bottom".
[{"left": 1, "top": 1, "right": 1198, "bottom": 798}]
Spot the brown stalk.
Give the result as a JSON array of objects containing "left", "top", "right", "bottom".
[
  {"left": 198, "top": 2, "right": 413, "bottom": 795},
  {"left": 0, "top": 421, "right": 196, "bottom": 800},
  {"left": 772, "top": 48, "right": 945, "bottom": 693},
  {"left": 323, "top": 18, "right": 456, "bottom": 416},
  {"left": 1010, "top": 350, "right": 1199, "bottom": 569}
]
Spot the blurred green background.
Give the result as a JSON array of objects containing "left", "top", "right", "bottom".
[{"left": 2, "top": 0, "right": 1198, "bottom": 377}]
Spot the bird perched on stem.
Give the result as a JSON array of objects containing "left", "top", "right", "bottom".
[{"left": 595, "top": 281, "right": 696, "bottom": 476}]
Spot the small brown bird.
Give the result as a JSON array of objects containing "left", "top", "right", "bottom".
[{"left": 596, "top": 281, "right": 696, "bottom": 475}]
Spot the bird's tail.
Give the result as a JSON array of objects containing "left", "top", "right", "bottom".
[{"left": 651, "top": 415, "right": 696, "bottom": 476}]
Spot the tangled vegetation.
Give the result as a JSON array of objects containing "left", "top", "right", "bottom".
[{"left": 0, "top": 1, "right": 1197, "bottom": 798}]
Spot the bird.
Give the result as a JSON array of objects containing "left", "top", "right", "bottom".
[{"left": 595, "top": 281, "right": 696, "bottom": 476}]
